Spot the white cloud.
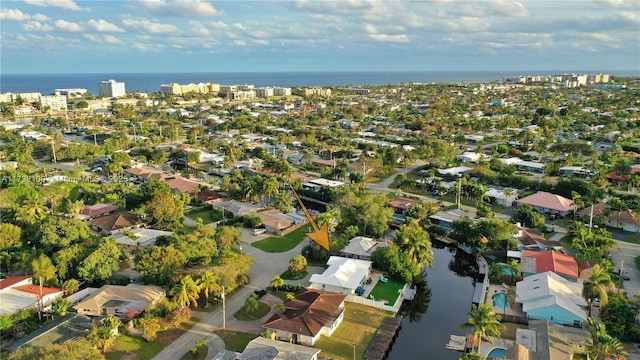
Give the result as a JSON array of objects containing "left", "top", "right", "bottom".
[
  {"left": 1, "top": 9, "right": 31, "bottom": 21},
  {"left": 87, "top": 19, "right": 125, "bottom": 32},
  {"left": 55, "top": 19, "right": 83, "bottom": 32},
  {"left": 490, "top": 1, "right": 529, "bottom": 17},
  {"left": 103, "top": 35, "right": 121, "bottom": 44},
  {"left": 140, "top": 0, "right": 222, "bottom": 17},
  {"left": 23, "top": 21, "right": 53, "bottom": 32},
  {"left": 365, "top": 24, "right": 409, "bottom": 43},
  {"left": 188, "top": 20, "right": 210, "bottom": 36},
  {"left": 122, "top": 18, "right": 178, "bottom": 34},
  {"left": 233, "top": 39, "right": 247, "bottom": 46},
  {"left": 32, "top": 13, "right": 49, "bottom": 21},
  {"left": 24, "top": 0, "right": 83, "bottom": 11}
]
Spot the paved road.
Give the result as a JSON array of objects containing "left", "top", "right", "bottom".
[
  {"left": 610, "top": 239, "right": 640, "bottom": 298},
  {"left": 151, "top": 229, "right": 311, "bottom": 360}
]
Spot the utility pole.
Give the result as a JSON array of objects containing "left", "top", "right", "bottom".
[
  {"left": 222, "top": 286, "right": 226, "bottom": 330},
  {"left": 588, "top": 204, "right": 594, "bottom": 232},
  {"left": 51, "top": 138, "right": 57, "bottom": 163}
]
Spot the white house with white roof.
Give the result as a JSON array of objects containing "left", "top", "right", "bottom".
[{"left": 309, "top": 256, "right": 372, "bottom": 295}]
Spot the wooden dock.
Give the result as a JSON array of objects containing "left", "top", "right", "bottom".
[{"left": 364, "top": 316, "right": 403, "bottom": 360}]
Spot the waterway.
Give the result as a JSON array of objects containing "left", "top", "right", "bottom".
[{"left": 388, "top": 242, "right": 479, "bottom": 360}]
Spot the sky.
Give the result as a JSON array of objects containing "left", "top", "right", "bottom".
[{"left": 1, "top": 0, "right": 639, "bottom": 74}]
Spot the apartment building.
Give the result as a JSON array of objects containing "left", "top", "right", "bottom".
[
  {"left": 160, "top": 82, "right": 220, "bottom": 95},
  {"left": 40, "top": 93, "right": 68, "bottom": 111},
  {"left": 98, "top": 79, "right": 126, "bottom": 98},
  {"left": 292, "top": 87, "right": 332, "bottom": 97}
]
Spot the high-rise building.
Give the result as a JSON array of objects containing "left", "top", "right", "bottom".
[{"left": 98, "top": 79, "right": 126, "bottom": 98}]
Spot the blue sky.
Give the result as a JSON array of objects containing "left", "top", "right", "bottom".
[{"left": 1, "top": 0, "right": 639, "bottom": 74}]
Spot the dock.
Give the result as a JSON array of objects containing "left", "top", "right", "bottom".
[
  {"left": 445, "top": 335, "right": 467, "bottom": 351},
  {"left": 364, "top": 316, "right": 403, "bottom": 360}
]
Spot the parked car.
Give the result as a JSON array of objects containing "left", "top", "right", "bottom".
[
  {"left": 623, "top": 271, "right": 631, "bottom": 280},
  {"left": 252, "top": 228, "right": 266, "bottom": 236},
  {"left": 594, "top": 298, "right": 600, "bottom": 307},
  {"left": 545, "top": 226, "right": 554, "bottom": 233},
  {"left": 254, "top": 289, "right": 267, "bottom": 298}
]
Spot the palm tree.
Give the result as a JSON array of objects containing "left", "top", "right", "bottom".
[
  {"left": 171, "top": 275, "right": 201, "bottom": 309},
  {"left": 506, "top": 259, "right": 521, "bottom": 285},
  {"left": 31, "top": 254, "right": 56, "bottom": 320},
  {"left": 274, "top": 191, "right": 292, "bottom": 213},
  {"left": 582, "top": 264, "right": 615, "bottom": 316},
  {"left": 270, "top": 275, "right": 284, "bottom": 290},
  {"left": 316, "top": 206, "right": 340, "bottom": 234},
  {"left": 394, "top": 219, "right": 434, "bottom": 267},
  {"left": 197, "top": 271, "right": 221, "bottom": 305},
  {"left": 460, "top": 303, "right": 506, "bottom": 353},
  {"left": 587, "top": 318, "right": 624, "bottom": 360},
  {"left": 262, "top": 176, "right": 280, "bottom": 206},
  {"left": 19, "top": 193, "right": 48, "bottom": 224}
]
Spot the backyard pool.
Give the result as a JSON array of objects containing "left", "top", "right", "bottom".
[
  {"left": 500, "top": 263, "right": 513, "bottom": 276},
  {"left": 287, "top": 214, "right": 306, "bottom": 223},
  {"left": 487, "top": 347, "right": 507, "bottom": 358},
  {"left": 493, "top": 292, "right": 510, "bottom": 309}
]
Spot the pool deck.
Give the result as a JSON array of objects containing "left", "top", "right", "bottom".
[
  {"left": 478, "top": 337, "right": 514, "bottom": 359},
  {"left": 486, "top": 283, "right": 525, "bottom": 318}
]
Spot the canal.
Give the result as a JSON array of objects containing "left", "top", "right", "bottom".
[{"left": 387, "top": 242, "right": 479, "bottom": 360}]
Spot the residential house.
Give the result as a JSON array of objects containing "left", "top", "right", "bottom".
[
  {"left": 0, "top": 276, "right": 64, "bottom": 315},
  {"left": 79, "top": 203, "right": 119, "bottom": 219},
  {"left": 165, "top": 176, "right": 205, "bottom": 194},
  {"left": 75, "top": 283, "right": 165, "bottom": 318},
  {"left": 388, "top": 197, "right": 421, "bottom": 228},
  {"left": 516, "top": 227, "right": 561, "bottom": 251},
  {"left": 515, "top": 160, "right": 545, "bottom": 173},
  {"left": 262, "top": 288, "right": 347, "bottom": 346},
  {"left": 240, "top": 337, "right": 321, "bottom": 360},
  {"left": 437, "top": 166, "right": 473, "bottom": 178},
  {"left": 5, "top": 313, "right": 94, "bottom": 352},
  {"left": 484, "top": 188, "right": 518, "bottom": 207},
  {"left": 515, "top": 192, "right": 574, "bottom": 218},
  {"left": 194, "top": 190, "right": 227, "bottom": 205},
  {"left": 309, "top": 256, "right": 372, "bottom": 294},
  {"left": 110, "top": 228, "right": 173, "bottom": 247},
  {"left": 429, "top": 208, "right": 476, "bottom": 231},
  {"left": 577, "top": 203, "right": 640, "bottom": 233},
  {"left": 88, "top": 211, "right": 139, "bottom": 235},
  {"left": 255, "top": 209, "right": 296, "bottom": 235},
  {"left": 558, "top": 166, "right": 594, "bottom": 179},
  {"left": 516, "top": 271, "right": 587, "bottom": 326},
  {"left": 339, "top": 236, "right": 389, "bottom": 260},
  {"left": 458, "top": 151, "right": 488, "bottom": 163},
  {"left": 212, "top": 200, "right": 263, "bottom": 217},
  {"left": 511, "top": 320, "right": 590, "bottom": 360},
  {"left": 521, "top": 250, "right": 579, "bottom": 282}
]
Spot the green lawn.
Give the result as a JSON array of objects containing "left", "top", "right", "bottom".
[
  {"left": 233, "top": 302, "right": 271, "bottom": 321},
  {"left": 251, "top": 226, "right": 308, "bottom": 252},
  {"left": 315, "top": 302, "right": 392, "bottom": 360},
  {"left": 105, "top": 334, "right": 165, "bottom": 360},
  {"left": 180, "top": 346, "right": 208, "bottom": 360},
  {"left": 280, "top": 270, "right": 308, "bottom": 280},
  {"left": 552, "top": 218, "right": 573, "bottom": 228},
  {"left": 186, "top": 209, "right": 215, "bottom": 224},
  {"left": 213, "top": 330, "right": 259, "bottom": 352},
  {"left": 368, "top": 277, "right": 405, "bottom": 305},
  {"left": 268, "top": 289, "right": 295, "bottom": 301}
]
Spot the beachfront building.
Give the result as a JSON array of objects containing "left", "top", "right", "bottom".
[
  {"left": 98, "top": 79, "right": 126, "bottom": 98},
  {"left": 40, "top": 93, "right": 68, "bottom": 111},
  {"left": 262, "top": 288, "right": 347, "bottom": 346}
]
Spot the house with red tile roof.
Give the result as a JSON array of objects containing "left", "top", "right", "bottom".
[
  {"left": 262, "top": 288, "right": 347, "bottom": 346},
  {"left": 80, "top": 203, "right": 119, "bottom": 218},
  {"left": 515, "top": 191, "right": 575, "bottom": 217},
  {"left": 521, "top": 250, "right": 579, "bottom": 282},
  {"left": 0, "top": 276, "right": 64, "bottom": 315}
]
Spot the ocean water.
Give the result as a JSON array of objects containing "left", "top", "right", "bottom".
[{"left": 2, "top": 70, "right": 636, "bottom": 95}]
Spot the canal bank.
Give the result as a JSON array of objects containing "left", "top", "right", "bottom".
[{"left": 387, "top": 242, "right": 478, "bottom": 360}]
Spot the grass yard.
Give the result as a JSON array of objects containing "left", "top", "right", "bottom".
[
  {"left": 186, "top": 209, "right": 215, "bottom": 224},
  {"left": 500, "top": 322, "right": 528, "bottom": 340},
  {"left": 268, "top": 289, "right": 295, "bottom": 301},
  {"left": 315, "top": 302, "right": 393, "bottom": 360},
  {"left": 368, "top": 277, "right": 406, "bottom": 305},
  {"left": 233, "top": 302, "right": 271, "bottom": 321},
  {"left": 213, "top": 330, "right": 259, "bottom": 352},
  {"left": 105, "top": 334, "right": 165, "bottom": 360},
  {"left": 105, "top": 319, "right": 199, "bottom": 360},
  {"left": 280, "top": 270, "right": 308, "bottom": 280},
  {"left": 251, "top": 226, "right": 308, "bottom": 252},
  {"left": 180, "top": 346, "right": 208, "bottom": 360},
  {"left": 552, "top": 218, "right": 573, "bottom": 228}
]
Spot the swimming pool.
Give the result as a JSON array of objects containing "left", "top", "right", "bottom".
[
  {"left": 500, "top": 263, "right": 513, "bottom": 276},
  {"left": 493, "top": 292, "right": 510, "bottom": 309},
  {"left": 287, "top": 214, "right": 305, "bottom": 223},
  {"left": 487, "top": 347, "right": 507, "bottom": 358}
]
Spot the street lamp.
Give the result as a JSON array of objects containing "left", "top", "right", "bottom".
[{"left": 239, "top": 244, "right": 243, "bottom": 255}]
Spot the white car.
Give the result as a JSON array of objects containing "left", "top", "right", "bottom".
[{"left": 252, "top": 228, "right": 266, "bottom": 236}]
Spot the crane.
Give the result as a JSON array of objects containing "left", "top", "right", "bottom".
[{"left": 286, "top": 180, "right": 330, "bottom": 251}]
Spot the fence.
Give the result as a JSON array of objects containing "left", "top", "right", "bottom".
[{"left": 345, "top": 283, "right": 409, "bottom": 313}]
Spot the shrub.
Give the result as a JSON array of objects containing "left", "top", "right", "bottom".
[
  {"left": 167, "top": 307, "right": 191, "bottom": 327},
  {"left": 139, "top": 317, "right": 161, "bottom": 342}
]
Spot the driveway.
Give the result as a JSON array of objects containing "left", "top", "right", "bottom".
[{"left": 151, "top": 232, "right": 311, "bottom": 360}]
